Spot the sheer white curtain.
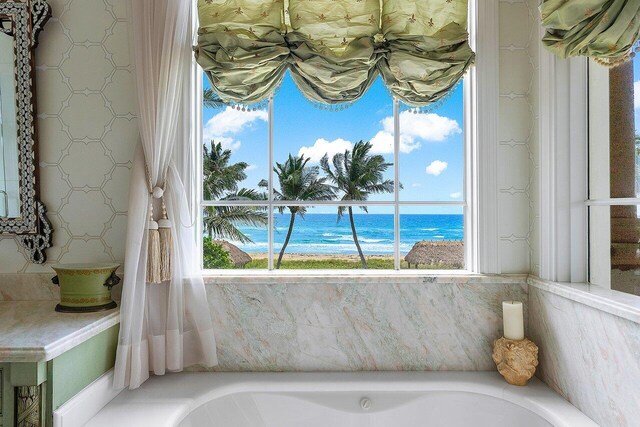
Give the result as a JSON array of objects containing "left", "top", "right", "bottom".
[{"left": 114, "top": 0, "right": 218, "bottom": 390}]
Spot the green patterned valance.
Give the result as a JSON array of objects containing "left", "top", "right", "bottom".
[
  {"left": 195, "top": 0, "right": 474, "bottom": 106},
  {"left": 541, "top": 0, "right": 640, "bottom": 67}
]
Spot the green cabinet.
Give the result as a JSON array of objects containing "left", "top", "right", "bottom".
[{"left": 0, "top": 325, "right": 118, "bottom": 427}]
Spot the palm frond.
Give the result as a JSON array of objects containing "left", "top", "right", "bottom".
[
  {"left": 203, "top": 205, "right": 268, "bottom": 244},
  {"left": 271, "top": 153, "right": 336, "bottom": 215},
  {"left": 203, "top": 88, "right": 226, "bottom": 109}
]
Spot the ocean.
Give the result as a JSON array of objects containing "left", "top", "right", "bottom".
[{"left": 233, "top": 213, "right": 464, "bottom": 254}]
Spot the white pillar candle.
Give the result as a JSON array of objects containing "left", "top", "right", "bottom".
[{"left": 502, "top": 301, "right": 524, "bottom": 340}]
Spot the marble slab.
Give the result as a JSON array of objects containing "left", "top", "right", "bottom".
[
  {"left": 0, "top": 273, "right": 60, "bottom": 301},
  {"left": 528, "top": 276, "right": 640, "bottom": 325},
  {"left": 529, "top": 285, "right": 640, "bottom": 427},
  {"left": 0, "top": 301, "right": 120, "bottom": 362},
  {"left": 198, "top": 277, "right": 528, "bottom": 372},
  {"left": 204, "top": 273, "right": 527, "bottom": 285},
  {"left": 0, "top": 272, "right": 123, "bottom": 302}
]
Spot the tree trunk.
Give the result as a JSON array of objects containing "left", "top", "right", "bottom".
[
  {"left": 276, "top": 212, "right": 296, "bottom": 269},
  {"left": 206, "top": 208, "right": 213, "bottom": 238},
  {"left": 348, "top": 207, "right": 367, "bottom": 268}
]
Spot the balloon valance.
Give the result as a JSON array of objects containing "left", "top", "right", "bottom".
[
  {"left": 194, "top": 0, "right": 474, "bottom": 107},
  {"left": 541, "top": 0, "right": 640, "bottom": 67}
]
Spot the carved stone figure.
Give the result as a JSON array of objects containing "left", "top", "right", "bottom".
[{"left": 492, "top": 337, "right": 539, "bottom": 386}]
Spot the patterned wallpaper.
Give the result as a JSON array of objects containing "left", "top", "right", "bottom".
[
  {"left": 497, "top": 0, "right": 539, "bottom": 274},
  {"left": 0, "top": 0, "right": 137, "bottom": 273},
  {"left": 0, "top": 0, "right": 538, "bottom": 274}
]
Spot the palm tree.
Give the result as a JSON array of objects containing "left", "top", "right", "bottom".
[
  {"left": 320, "top": 141, "right": 394, "bottom": 268},
  {"left": 203, "top": 142, "right": 248, "bottom": 200},
  {"left": 203, "top": 188, "right": 268, "bottom": 243},
  {"left": 202, "top": 142, "right": 267, "bottom": 243},
  {"left": 203, "top": 88, "right": 225, "bottom": 109},
  {"left": 260, "top": 154, "right": 335, "bottom": 269}
]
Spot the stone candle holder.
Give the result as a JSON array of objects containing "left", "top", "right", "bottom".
[{"left": 492, "top": 337, "right": 539, "bottom": 386}]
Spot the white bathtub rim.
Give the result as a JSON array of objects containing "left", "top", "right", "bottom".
[
  {"left": 53, "top": 369, "right": 124, "bottom": 427},
  {"left": 87, "top": 372, "right": 597, "bottom": 427}
]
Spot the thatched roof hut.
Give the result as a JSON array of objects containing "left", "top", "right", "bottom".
[
  {"left": 214, "top": 240, "right": 252, "bottom": 268},
  {"left": 404, "top": 240, "right": 464, "bottom": 268}
]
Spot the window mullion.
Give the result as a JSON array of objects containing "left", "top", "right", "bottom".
[
  {"left": 268, "top": 99, "right": 274, "bottom": 271},
  {"left": 393, "top": 99, "right": 400, "bottom": 270},
  {"left": 202, "top": 200, "right": 466, "bottom": 206}
]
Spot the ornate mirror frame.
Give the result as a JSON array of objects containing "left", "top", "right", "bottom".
[{"left": 0, "top": 0, "right": 51, "bottom": 263}]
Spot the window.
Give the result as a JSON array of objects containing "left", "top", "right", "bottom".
[
  {"left": 588, "top": 54, "right": 640, "bottom": 295},
  {"left": 199, "top": 72, "right": 468, "bottom": 272}
]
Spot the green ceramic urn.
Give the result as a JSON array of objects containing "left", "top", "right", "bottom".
[{"left": 51, "top": 263, "right": 120, "bottom": 313}]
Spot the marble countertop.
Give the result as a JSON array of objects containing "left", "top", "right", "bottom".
[{"left": 0, "top": 301, "right": 120, "bottom": 362}]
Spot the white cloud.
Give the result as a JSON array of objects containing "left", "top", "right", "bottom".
[
  {"left": 369, "top": 112, "right": 461, "bottom": 154},
  {"left": 298, "top": 138, "right": 353, "bottom": 163},
  {"left": 398, "top": 112, "right": 461, "bottom": 142},
  {"left": 412, "top": 183, "right": 422, "bottom": 188},
  {"left": 212, "top": 136, "right": 240, "bottom": 152},
  {"left": 635, "top": 81, "right": 640, "bottom": 109},
  {"left": 426, "top": 160, "right": 448, "bottom": 176},
  {"left": 450, "top": 191, "right": 462, "bottom": 199},
  {"left": 369, "top": 130, "right": 396, "bottom": 154},
  {"left": 203, "top": 107, "right": 268, "bottom": 151},
  {"left": 369, "top": 130, "right": 422, "bottom": 154},
  {"left": 245, "top": 164, "right": 258, "bottom": 171}
]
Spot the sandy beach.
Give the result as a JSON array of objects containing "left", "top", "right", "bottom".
[{"left": 247, "top": 253, "right": 395, "bottom": 261}]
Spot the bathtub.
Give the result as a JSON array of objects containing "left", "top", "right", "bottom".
[{"left": 84, "top": 372, "right": 597, "bottom": 427}]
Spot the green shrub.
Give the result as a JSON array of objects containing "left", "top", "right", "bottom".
[{"left": 203, "top": 237, "right": 232, "bottom": 269}]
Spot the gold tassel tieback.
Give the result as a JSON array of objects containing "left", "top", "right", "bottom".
[
  {"left": 147, "top": 185, "right": 173, "bottom": 284},
  {"left": 158, "top": 200, "right": 172, "bottom": 282},
  {"left": 146, "top": 201, "right": 161, "bottom": 284}
]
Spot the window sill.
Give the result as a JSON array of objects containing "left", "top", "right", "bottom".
[
  {"left": 202, "top": 271, "right": 527, "bottom": 285},
  {"left": 528, "top": 276, "right": 640, "bottom": 325}
]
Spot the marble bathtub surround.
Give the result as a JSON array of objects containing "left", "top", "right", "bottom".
[
  {"left": 502, "top": 300, "right": 524, "bottom": 340},
  {"left": 203, "top": 273, "right": 528, "bottom": 285},
  {"left": 528, "top": 276, "right": 640, "bottom": 324},
  {"left": 199, "top": 276, "right": 529, "bottom": 372},
  {"left": 0, "top": 301, "right": 120, "bottom": 362},
  {"left": 529, "top": 281, "right": 640, "bottom": 427}
]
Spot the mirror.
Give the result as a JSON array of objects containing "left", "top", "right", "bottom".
[
  {"left": 0, "top": 25, "right": 20, "bottom": 218},
  {"left": 0, "top": 1, "right": 52, "bottom": 263}
]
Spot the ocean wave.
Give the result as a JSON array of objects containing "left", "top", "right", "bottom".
[
  {"left": 275, "top": 243, "right": 396, "bottom": 254},
  {"left": 227, "top": 213, "right": 464, "bottom": 254},
  {"left": 232, "top": 242, "right": 417, "bottom": 254},
  {"left": 228, "top": 241, "right": 269, "bottom": 250}
]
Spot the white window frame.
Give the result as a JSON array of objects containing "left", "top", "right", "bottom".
[
  {"left": 584, "top": 60, "right": 640, "bottom": 289},
  {"left": 537, "top": 50, "right": 590, "bottom": 283},
  {"left": 537, "top": 38, "right": 639, "bottom": 288},
  {"left": 192, "top": 0, "right": 500, "bottom": 275}
]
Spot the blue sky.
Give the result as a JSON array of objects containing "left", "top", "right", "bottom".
[
  {"left": 202, "top": 72, "right": 464, "bottom": 214},
  {"left": 202, "top": 54, "right": 639, "bottom": 212}
]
